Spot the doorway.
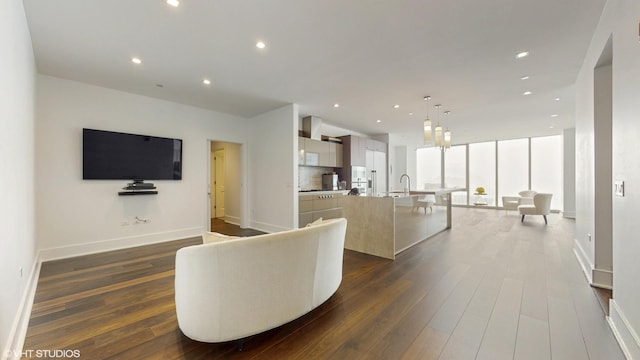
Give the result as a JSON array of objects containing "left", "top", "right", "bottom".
[{"left": 209, "top": 141, "right": 243, "bottom": 230}]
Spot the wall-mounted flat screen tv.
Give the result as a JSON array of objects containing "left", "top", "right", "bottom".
[{"left": 83, "top": 128, "right": 182, "bottom": 180}]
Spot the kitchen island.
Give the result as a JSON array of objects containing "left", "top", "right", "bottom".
[{"left": 342, "top": 188, "right": 463, "bottom": 259}]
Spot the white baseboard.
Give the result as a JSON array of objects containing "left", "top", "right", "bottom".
[
  {"left": 2, "top": 255, "right": 41, "bottom": 360},
  {"left": 573, "top": 239, "right": 594, "bottom": 284},
  {"left": 249, "top": 220, "right": 288, "bottom": 234},
  {"left": 572, "top": 238, "right": 613, "bottom": 289},
  {"left": 38, "top": 227, "right": 203, "bottom": 261},
  {"left": 223, "top": 215, "right": 241, "bottom": 226},
  {"left": 608, "top": 299, "right": 640, "bottom": 360}
]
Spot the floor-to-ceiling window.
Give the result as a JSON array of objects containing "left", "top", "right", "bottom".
[
  {"left": 469, "top": 141, "right": 496, "bottom": 206},
  {"left": 445, "top": 145, "right": 467, "bottom": 205},
  {"left": 531, "top": 135, "right": 563, "bottom": 210},
  {"left": 497, "top": 138, "right": 529, "bottom": 206},
  {"left": 416, "top": 147, "right": 441, "bottom": 190},
  {"left": 416, "top": 135, "right": 563, "bottom": 211}
]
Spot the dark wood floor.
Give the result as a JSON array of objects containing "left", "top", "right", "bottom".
[
  {"left": 210, "top": 217, "right": 265, "bottom": 237},
  {"left": 22, "top": 209, "right": 623, "bottom": 359}
]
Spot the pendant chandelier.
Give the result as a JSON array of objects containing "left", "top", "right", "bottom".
[
  {"left": 432, "top": 104, "right": 451, "bottom": 150},
  {"left": 423, "top": 97, "right": 452, "bottom": 150},
  {"left": 423, "top": 96, "right": 432, "bottom": 143},
  {"left": 443, "top": 110, "right": 452, "bottom": 149},
  {"left": 434, "top": 104, "right": 443, "bottom": 147}
]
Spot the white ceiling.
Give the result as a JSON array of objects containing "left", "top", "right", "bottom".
[{"left": 23, "top": 0, "right": 606, "bottom": 145}]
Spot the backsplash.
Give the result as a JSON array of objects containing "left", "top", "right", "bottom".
[{"left": 299, "top": 166, "right": 335, "bottom": 190}]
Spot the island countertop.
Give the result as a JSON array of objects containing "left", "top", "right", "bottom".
[
  {"left": 363, "top": 187, "right": 466, "bottom": 197},
  {"left": 341, "top": 187, "right": 464, "bottom": 259}
]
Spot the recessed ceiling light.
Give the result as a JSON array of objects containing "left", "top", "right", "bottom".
[
  {"left": 393, "top": 104, "right": 400, "bottom": 109},
  {"left": 409, "top": 112, "right": 414, "bottom": 116},
  {"left": 376, "top": 119, "right": 382, "bottom": 123},
  {"left": 166, "top": 0, "right": 180, "bottom": 7},
  {"left": 523, "top": 91, "right": 532, "bottom": 95},
  {"left": 555, "top": 97, "right": 561, "bottom": 101},
  {"left": 520, "top": 76, "right": 530, "bottom": 80},
  {"left": 333, "top": 103, "right": 340, "bottom": 108},
  {"left": 203, "top": 79, "right": 211, "bottom": 85},
  {"left": 131, "top": 57, "right": 142, "bottom": 64},
  {"left": 516, "top": 51, "right": 529, "bottom": 59},
  {"left": 549, "top": 125, "right": 555, "bottom": 129},
  {"left": 256, "top": 41, "right": 266, "bottom": 49},
  {"left": 551, "top": 114, "right": 559, "bottom": 117}
]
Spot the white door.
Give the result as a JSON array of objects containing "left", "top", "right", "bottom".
[{"left": 214, "top": 149, "right": 225, "bottom": 218}]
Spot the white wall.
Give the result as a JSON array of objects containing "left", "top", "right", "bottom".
[
  {"left": 562, "top": 128, "right": 576, "bottom": 218},
  {"left": 389, "top": 131, "right": 430, "bottom": 191},
  {"left": 388, "top": 132, "right": 417, "bottom": 190},
  {"left": 593, "top": 63, "right": 613, "bottom": 286},
  {"left": 35, "top": 75, "right": 251, "bottom": 259},
  {"left": 575, "top": 0, "right": 640, "bottom": 357},
  {"left": 0, "top": 0, "right": 36, "bottom": 356},
  {"left": 249, "top": 104, "right": 299, "bottom": 231}
]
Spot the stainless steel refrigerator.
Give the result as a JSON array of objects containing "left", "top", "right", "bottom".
[
  {"left": 366, "top": 150, "right": 387, "bottom": 195},
  {"left": 351, "top": 166, "right": 367, "bottom": 194}
]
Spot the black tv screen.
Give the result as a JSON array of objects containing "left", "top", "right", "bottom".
[{"left": 83, "top": 128, "right": 182, "bottom": 180}]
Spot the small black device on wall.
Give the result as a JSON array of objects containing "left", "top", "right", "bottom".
[{"left": 82, "top": 128, "right": 183, "bottom": 180}]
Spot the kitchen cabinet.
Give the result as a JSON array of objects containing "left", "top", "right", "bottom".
[
  {"left": 366, "top": 138, "right": 386, "bottom": 152},
  {"left": 298, "top": 137, "right": 342, "bottom": 168},
  {"left": 299, "top": 212, "right": 313, "bottom": 227},
  {"left": 328, "top": 143, "right": 343, "bottom": 167},
  {"left": 304, "top": 138, "right": 329, "bottom": 166},
  {"left": 340, "top": 135, "right": 388, "bottom": 192},
  {"left": 341, "top": 135, "right": 365, "bottom": 167},
  {"left": 298, "top": 193, "right": 344, "bottom": 227}
]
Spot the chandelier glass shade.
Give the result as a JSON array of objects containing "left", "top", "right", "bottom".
[
  {"left": 423, "top": 96, "right": 432, "bottom": 143},
  {"left": 423, "top": 119, "right": 432, "bottom": 142},
  {"left": 444, "top": 129, "right": 451, "bottom": 149},
  {"left": 442, "top": 110, "right": 451, "bottom": 149},
  {"left": 434, "top": 125, "right": 443, "bottom": 147}
]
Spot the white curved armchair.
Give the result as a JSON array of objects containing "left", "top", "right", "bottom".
[
  {"left": 502, "top": 190, "right": 537, "bottom": 211},
  {"left": 518, "top": 190, "right": 537, "bottom": 205},
  {"left": 518, "top": 193, "right": 552, "bottom": 224}
]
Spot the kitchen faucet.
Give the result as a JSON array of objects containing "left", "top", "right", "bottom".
[{"left": 400, "top": 174, "right": 411, "bottom": 194}]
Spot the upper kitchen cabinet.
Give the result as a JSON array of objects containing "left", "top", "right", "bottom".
[
  {"left": 304, "top": 137, "right": 329, "bottom": 166},
  {"left": 340, "top": 135, "right": 366, "bottom": 166},
  {"left": 299, "top": 137, "right": 343, "bottom": 168},
  {"left": 365, "top": 138, "right": 387, "bottom": 153},
  {"left": 341, "top": 135, "right": 387, "bottom": 167},
  {"left": 330, "top": 143, "right": 343, "bottom": 168}
]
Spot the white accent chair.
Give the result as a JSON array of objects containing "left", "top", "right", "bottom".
[
  {"left": 518, "top": 190, "right": 537, "bottom": 205},
  {"left": 174, "top": 218, "right": 347, "bottom": 344},
  {"left": 502, "top": 190, "right": 537, "bottom": 211},
  {"left": 518, "top": 193, "right": 552, "bottom": 224}
]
